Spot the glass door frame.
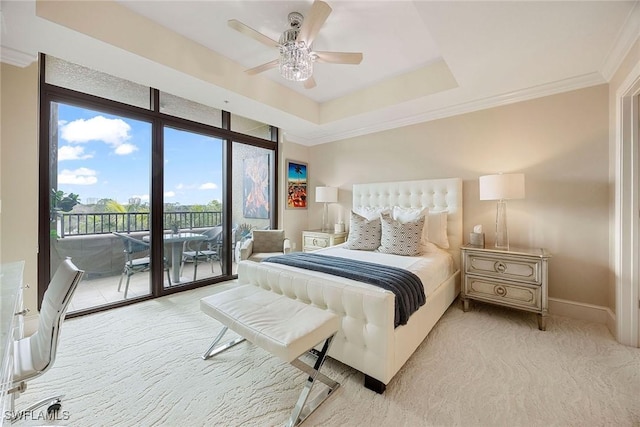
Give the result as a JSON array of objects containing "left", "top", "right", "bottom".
[{"left": 38, "top": 57, "right": 279, "bottom": 316}]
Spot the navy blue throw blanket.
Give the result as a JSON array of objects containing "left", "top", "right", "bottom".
[{"left": 262, "top": 252, "right": 425, "bottom": 327}]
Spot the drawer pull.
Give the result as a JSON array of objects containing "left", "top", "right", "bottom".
[
  {"left": 495, "top": 286, "right": 507, "bottom": 297},
  {"left": 494, "top": 261, "right": 507, "bottom": 273}
]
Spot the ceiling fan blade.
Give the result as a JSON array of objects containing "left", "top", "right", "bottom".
[
  {"left": 297, "top": 0, "right": 332, "bottom": 46},
  {"left": 245, "top": 59, "right": 279, "bottom": 75},
  {"left": 228, "top": 19, "right": 280, "bottom": 49},
  {"left": 303, "top": 76, "right": 317, "bottom": 89},
  {"left": 314, "top": 51, "right": 363, "bottom": 65}
]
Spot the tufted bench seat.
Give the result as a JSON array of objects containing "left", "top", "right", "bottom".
[{"left": 200, "top": 284, "right": 340, "bottom": 427}]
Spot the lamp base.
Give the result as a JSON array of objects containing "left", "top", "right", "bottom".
[
  {"left": 495, "top": 200, "right": 509, "bottom": 250},
  {"left": 321, "top": 202, "right": 330, "bottom": 233}
]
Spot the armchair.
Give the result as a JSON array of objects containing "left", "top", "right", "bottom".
[{"left": 237, "top": 229, "right": 291, "bottom": 262}]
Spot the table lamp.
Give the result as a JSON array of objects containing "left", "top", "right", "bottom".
[
  {"left": 315, "top": 186, "right": 338, "bottom": 232},
  {"left": 479, "top": 173, "right": 525, "bottom": 249}
]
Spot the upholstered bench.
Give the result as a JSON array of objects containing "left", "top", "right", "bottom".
[{"left": 200, "top": 284, "right": 340, "bottom": 427}]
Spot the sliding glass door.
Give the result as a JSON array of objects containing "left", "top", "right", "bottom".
[
  {"left": 231, "top": 142, "right": 275, "bottom": 274},
  {"left": 39, "top": 55, "right": 278, "bottom": 317},
  {"left": 162, "top": 126, "right": 223, "bottom": 287},
  {"left": 49, "top": 101, "right": 154, "bottom": 311}
]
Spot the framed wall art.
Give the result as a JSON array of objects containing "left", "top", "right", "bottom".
[
  {"left": 243, "top": 154, "right": 270, "bottom": 219},
  {"left": 286, "top": 160, "right": 308, "bottom": 209}
]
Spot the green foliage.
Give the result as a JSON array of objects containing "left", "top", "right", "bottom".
[
  {"left": 51, "top": 189, "right": 80, "bottom": 212},
  {"left": 207, "top": 199, "right": 222, "bottom": 212},
  {"left": 104, "top": 199, "right": 126, "bottom": 213},
  {"left": 236, "top": 223, "right": 253, "bottom": 240}
]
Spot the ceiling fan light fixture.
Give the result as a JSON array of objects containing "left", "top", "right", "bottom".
[
  {"left": 279, "top": 42, "right": 313, "bottom": 82},
  {"left": 278, "top": 12, "right": 312, "bottom": 82},
  {"left": 230, "top": 2, "right": 362, "bottom": 88}
]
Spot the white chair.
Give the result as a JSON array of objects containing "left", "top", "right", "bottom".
[
  {"left": 8, "top": 258, "right": 84, "bottom": 422},
  {"left": 237, "top": 229, "right": 291, "bottom": 262}
]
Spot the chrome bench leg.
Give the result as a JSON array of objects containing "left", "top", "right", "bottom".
[
  {"left": 202, "top": 326, "right": 246, "bottom": 360},
  {"left": 287, "top": 334, "right": 339, "bottom": 427}
]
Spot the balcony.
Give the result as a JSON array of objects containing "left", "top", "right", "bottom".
[{"left": 50, "top": 211, "right": 238, "bottom": 313}]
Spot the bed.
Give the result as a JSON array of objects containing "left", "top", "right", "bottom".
[{"left": 237, "top": 178, "right": 462, "bottom": 393}]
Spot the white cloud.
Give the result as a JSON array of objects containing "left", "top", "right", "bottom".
[
  {"left": 175, "top": 183, "right": 185, "bottom": 190},
  {"left": 60, "top": 116, "right": 137, "bottom": 155},
  {"left": 114, "top": 143, "right": 138, "bottom": 155},
  {"left": 58, "top": 145, "right": 93, "bottom": 161},
  {"left": 199, "top": 182, "right": 218, "bottom": 190},
  {"left": 58, "top": 168, "right": 98, "bottom": 185},
  {"left": 164, "top": 191, "right": 176, "bottom": 198}
]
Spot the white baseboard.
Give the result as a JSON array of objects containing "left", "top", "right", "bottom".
[{"left": 549, "top": 297, "right": 615, "bottom": 329}]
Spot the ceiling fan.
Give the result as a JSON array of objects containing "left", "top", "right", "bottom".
[{"left": 228, "top": 0, "right": 363, "bottom": 89}]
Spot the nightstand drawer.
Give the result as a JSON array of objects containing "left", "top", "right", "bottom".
[
  {"left": 304, "top": 235, "right": 330, "bottom": 250},
  {"left": 302, "top": 230, "right": 348, "bottom": 252},
  {"left": 466, "top": 253, "right": 541, "bottom": 284},
  {"left": 464, "top": 276, "right": 541, "bottom": 311}
]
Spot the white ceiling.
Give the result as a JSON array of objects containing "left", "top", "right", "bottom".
[
  {"left": 2, "top": 1, "right": 639, "bottom": 146},
  {"left": 118, "top": 0, "right": 444, "bottom": 103}
]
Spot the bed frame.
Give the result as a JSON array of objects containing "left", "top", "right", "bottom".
[{"left": 237, "top": 178, "right": 462, "bottom": 393}]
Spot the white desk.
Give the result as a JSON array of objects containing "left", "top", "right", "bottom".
[
  {"left": 0, "top": 261, "right": 25, "bottom": 426},
  {"left": 144, "top": 233, "right": 206, "bottom": 284}
]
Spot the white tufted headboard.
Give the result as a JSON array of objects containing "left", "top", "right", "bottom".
[{"left": 352, "top": 178, "right": 463, "bottom": 270}]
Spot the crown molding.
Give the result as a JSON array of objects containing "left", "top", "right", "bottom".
[
  {"left": 0, "top": 45, "right": 37, "bottom": 67},
  {"left": 601, "top": 2, "right": 640, "bottom": 82},
  {"left": 286, "top": 72, "right": 606, "bottom": 146}
]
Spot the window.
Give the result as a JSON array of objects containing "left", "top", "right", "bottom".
[{"left": 39, "top": 55, "right": 278, "bottom": 315}]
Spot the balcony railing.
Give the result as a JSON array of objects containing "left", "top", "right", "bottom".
[{"left": 58, "top": 211, "right": 223, "bottom": 237}]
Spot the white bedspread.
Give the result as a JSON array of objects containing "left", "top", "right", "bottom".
[{"left": 264, "top": 245, "right": 455, "bottom": 298}]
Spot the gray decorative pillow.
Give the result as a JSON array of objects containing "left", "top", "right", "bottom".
[
  {"left": 252, "top": 230, "right": 285, "bottom": 253},
  {"left": 344, "top": 211, "right": 381, "bottom": 251},
  {"left": 378, "top": 212, "right": 425, "bottom": 256}
]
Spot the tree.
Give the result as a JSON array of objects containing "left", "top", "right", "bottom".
[
  {"left": 51, "top": 189, "right": 80, "bottom": 212},
  {"left": 207, "top": 199, "right": 222, "bottom": 212}
]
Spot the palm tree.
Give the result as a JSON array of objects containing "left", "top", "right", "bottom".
[{"left": 294, "top": 165, "right": 304, "bottom": 184}]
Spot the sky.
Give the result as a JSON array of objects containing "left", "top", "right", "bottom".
[{"left": 56, "top": 103, "right": 223, "bottom": 206}]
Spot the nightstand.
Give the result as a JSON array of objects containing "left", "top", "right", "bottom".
[
  {"left": 302, "top": 230, "right": 347, "bottom": 252},
  {"left": 461, "top": 245, "right": 551, "bottom": 330}
]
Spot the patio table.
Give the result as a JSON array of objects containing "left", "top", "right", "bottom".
[{"left": 144, "top": 232, "right": 206, "bottom": 284}]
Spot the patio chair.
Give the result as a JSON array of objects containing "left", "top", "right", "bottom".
[
  {"left": 113, "top": 232, "right": 171, "bottom": 298},
  {"left": 180, "top": 226, "right": 223, "bottom": 281}
]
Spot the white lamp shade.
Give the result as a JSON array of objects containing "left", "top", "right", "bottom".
[
  {"left": 479, "top": 173, "right": 525, "bottom": 200},
  {"left": 315, "top": 186, "right": 338, "bottom": 203}
]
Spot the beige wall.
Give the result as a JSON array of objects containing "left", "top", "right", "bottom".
[
  {"left": 0, "top": 60, "right": 612, "bottom": 314},
  {"left": 303, "top": 85, "right": 610, "bottom": 308},
  {"left": 0, "top": 62, "right": 39, "bottom": 314}
]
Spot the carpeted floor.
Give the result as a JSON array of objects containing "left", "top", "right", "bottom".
[{"left": 13, "top": 281, "right": 640, "bottom": 427}]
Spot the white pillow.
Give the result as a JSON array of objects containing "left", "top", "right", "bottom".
[
  {"left": 428, "top": 211, "right": 449, "bottom": 249},
  {"left": 378, "top": 212, "right": 425, "bottom": 256},
  {"left": 392, "top": 206, "right": 429, "bottom": 246},
  {"left": 391, "top": 206, "right": 449, "bottom": 249},
  {"left": 353, "top": 206, "right": 390, "bottom": 220},
  {"left": 344, "top": 211, "right": 381, "bottom": 251}
]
